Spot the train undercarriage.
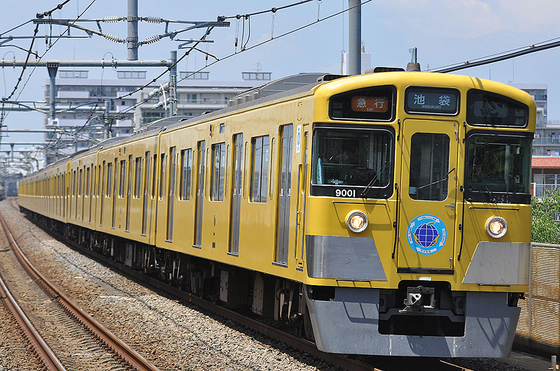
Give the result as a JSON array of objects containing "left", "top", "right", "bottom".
[
  {"left": 25, "top": 208, "right": 315, "bottom": 341},
  {"left": 23, "top": 207, "right": 523, "bottom": 357}
]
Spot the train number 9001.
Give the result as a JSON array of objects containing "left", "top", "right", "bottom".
[{"left": 335, "top": 189, "right": 356, "bottom": 198}]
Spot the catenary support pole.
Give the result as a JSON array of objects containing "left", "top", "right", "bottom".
[
  {"left": 348, "top": 0, "right": 361, "bottom": 75},
  {"left": 127, "top": 0, "right": 139, "bottom": 60}
]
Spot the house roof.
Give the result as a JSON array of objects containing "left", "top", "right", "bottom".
[{"left": 532, "top": 156, "right": 560, "bottom": 169}]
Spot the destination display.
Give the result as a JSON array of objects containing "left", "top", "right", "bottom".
[
  {"left": 467, "top": 89, "right": 528, "bottom": 127},
  {"left": 329, "top": 86, "right": 395, "bottom": 121},
  {"left": 405, "top": 87, "right": 459, "bottom": 115},
  {"left": 351, "top": 96, "right": 389, "bottom": 113}
]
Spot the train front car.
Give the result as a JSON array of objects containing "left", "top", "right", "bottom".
[{"left": 303, "top": 72, "right": 535, "bottom": 357}]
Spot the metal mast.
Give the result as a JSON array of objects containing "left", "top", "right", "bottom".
[
  {"left": 128, "top": 0, "right": 139, "bottom": 60},
  {"left": 348, "top": 0, "right": 362, "bottom": 75}
]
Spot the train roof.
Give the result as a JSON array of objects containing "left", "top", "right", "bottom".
[
  {"left": 137, "top": 73, "right": 341, "bottom": 135},
  {"left": 25, "top": 70, "right": 535, "bottom": 177}
]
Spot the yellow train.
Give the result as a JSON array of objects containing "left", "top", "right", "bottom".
[{"left": 18, "top": 70, "right": 535, "bottom": 357}]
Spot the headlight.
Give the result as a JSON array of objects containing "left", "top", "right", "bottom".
[
  {"left": 346, "top": 210, "right": 368, "bottom": 233},
  {"left": 486, "top": 216, "right": 507, "bottom": 238}
]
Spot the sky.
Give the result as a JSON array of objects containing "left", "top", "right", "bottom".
[{"left": 1, "top": 0, "right": 560, "bottom": 149}]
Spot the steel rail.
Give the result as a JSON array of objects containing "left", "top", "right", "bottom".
[
  {"left": 0, "top": 211, "right": 160, "bottom": 371},
  {"left": 0, "top": 271, "right": 66, "bottom": 370}
]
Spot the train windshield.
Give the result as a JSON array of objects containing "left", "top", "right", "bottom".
[
  {"left": 464, "top": 133, "right": 532, "bottom": 204},
  {"left": 311, "top": 124, "right": 393, "bottom": 199}
]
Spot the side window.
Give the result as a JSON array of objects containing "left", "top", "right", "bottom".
[
  {"left": 159, "top": 153, "right": 167, "bottom": 199},
  {"left": 106, "top": 162, "right": 113, "bottom": 196},
  {"left": 79, "top": 169, "right": 83, "bottom": 196},
  {"left": 86, "top": 167, "right": 90, "bottom": 197},
  {"left": 98, "top": 164, "right": 103, "bottom": 198},
  {"left": 251, "top": 135, "right": 269, "bottom": 203},
  {"left": 151, "top": 154, "right": 157, "bottom": 199},
  {"left": 73, "top": 170, "right": 77, "bottom": 196},
  {"left": 119, "top": 160, "right": 127, "bottom": 198},
  {"left": 134, "top": 156, "right": 142, "bottom": 198},
  {"left": 211, "top": 143, "right": 226, "bottom": 201},
  {"left": 180, "top": 149, "right": 192, "bottom": 200},
  {"left": 408, "top": 133, "right": 450, "bottom": 201}
]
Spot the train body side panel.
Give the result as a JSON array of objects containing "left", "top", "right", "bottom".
[
  {"left": 154, "top": 95, "right": 314, "bottom": 282},
  {"left": 95, "top": 135, "right": 158, "bottom": 246}
]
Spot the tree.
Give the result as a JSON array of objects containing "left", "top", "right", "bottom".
[{"left": 532, "top": 190, "right": 560, "bottom": 244}]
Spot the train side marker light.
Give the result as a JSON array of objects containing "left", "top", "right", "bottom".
[
  {"left": 346, "top": 210, "right": 368, "bottom": 233},
  {"left": 486, "top": 216, "right": 507, "bottom": 239}
]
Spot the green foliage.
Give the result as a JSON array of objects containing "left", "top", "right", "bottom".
[{"left": 532, "top": 190, "right": 560, "bottom": 244}]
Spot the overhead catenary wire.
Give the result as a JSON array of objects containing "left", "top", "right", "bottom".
[
  {"left": 430, "top": 36, "right": 560, "bottom": 73},
  {"left": 4, "top": 0, "right": 97, "bottom": 104},
  {"left": 223, "top": 0, "right": 314, "bottom": 20},
  {"left": 114, "top": 0, "right": 374, "bottom": 119},
  {"left": 3, "top": 0, "right": 370, "bottom": 150}
]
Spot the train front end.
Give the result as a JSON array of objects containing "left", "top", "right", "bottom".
[{"left": 302, "top": 72, "right": 535, "bottom": 357}]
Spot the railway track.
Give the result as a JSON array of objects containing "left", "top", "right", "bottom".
[
  {"left": 0, "top": 208, "right": 159, "bottom": 371},
  {"left": 0, "top": 270, "right": 63, "bottom": 370}
]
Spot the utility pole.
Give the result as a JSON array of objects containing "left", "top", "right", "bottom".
[
  {"left": 348, "top": 0, "right": 362, "bottom": 75},
  {"left": 47, "top": 62, "right": 59, "bottom": 124},
  {"left": 169, "top": 50, "right": 178, "bottom": 116}
]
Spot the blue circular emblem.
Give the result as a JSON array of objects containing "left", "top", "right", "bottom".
[{"left": 406, "top": 214, "right": 447, "bottom": 255}]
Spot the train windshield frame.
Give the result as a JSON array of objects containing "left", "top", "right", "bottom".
[
  {"left": 464, "top": 131, "right": 533, "bottom": 204},
  {"left": 311, "top": 123, "right": 394, "bottom": 199}
]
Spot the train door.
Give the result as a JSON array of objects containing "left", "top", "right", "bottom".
[
  {"left": 100, "top": 162, "right": 105, "bottom": 226},
  {"left": 112, "top": 159, "right": 117, "bottom": 229},
  {"left": 294, "top": 127, "right": 309, "bottom": 269},
  {"left": 275, "top": 124, "right": 293, "bottom": 265},
  {"left": 397, "top": 120, "right": 459, "bottom": 272},
  {"left": 126, "top": 155, "right": 132, "bottom": 231},
  {"left": 166, "top": 147, "right": 176, "bottom": 241},
  {"left": 229, "top": 133, "right": 243, "bottom": 255},
  {"left": 141, "top": 151, "right": 151, "bottom": 236},
  {"left": 193, "top": 140, "right": 206, "bottom": 248}
]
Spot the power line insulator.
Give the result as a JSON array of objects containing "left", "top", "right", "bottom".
[
  {"left": 143, "top": 17, "right": 164, "bottom": 23},
  {"left": 103, "top": 33, "right": 126, "bottom": 43}
]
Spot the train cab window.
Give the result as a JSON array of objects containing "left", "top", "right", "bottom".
[
  {"left": 464, "top": 133, "right": 532, "bottom": 204},
  {"left": 311, "top": 124, "right": 393, "bottom": 198},
  {"left": 409, "top": 133, "right": 450, "bottom": 201},
  {"left": 251, "top": 136, "right": 269, "bottom": 203},
  {"left": 180, "top": 149, "right": 193, "bottom": 200},
  {"left": 211, "top": 143, "right": 226, "bottom": 201}
]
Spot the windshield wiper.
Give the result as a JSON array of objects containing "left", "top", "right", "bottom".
[
  {"left": 472, "top": 164, "right": 497, "bottom": 202},
  {"left": 415, "top": 167, "right": 456, "bottom": 193},
  {"left": 360, "top": 162, "right": 389, "bottom": 197}
]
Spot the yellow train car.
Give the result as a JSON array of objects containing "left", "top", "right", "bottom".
[{"left": 18, "top": 71, "right": 535, "bottom": 357}]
